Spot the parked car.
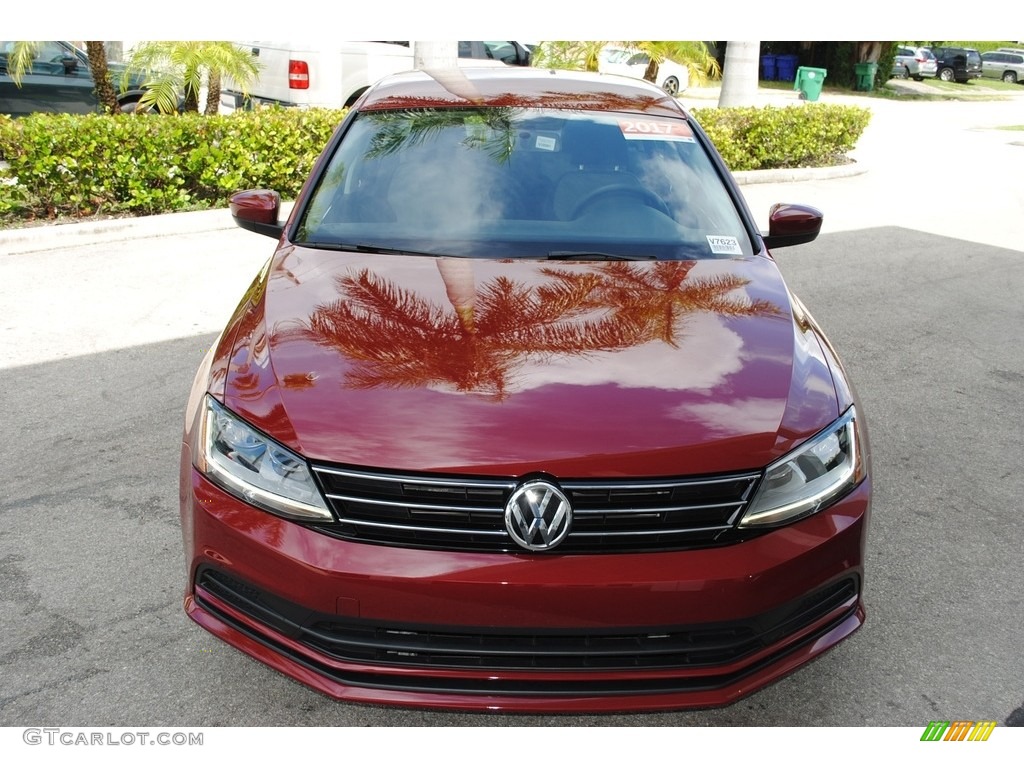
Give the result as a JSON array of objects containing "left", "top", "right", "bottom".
[
  {"left": 457, "top": 40, "right": 531, "bottom": 67},
  {"left": 223, "top": 41, "right": 531, "bottom": 111},
  {"left": 928, "top": 46, "right": 983, "bottom": 83},
  {"left": 181, "top": 66, "right": 871, "bottom": 713},
  {"left": 0, "top": 41, "right": 150, "bottom": 116},
  {"left": 599, "top": 45, "right": 689, "bottom": 95},
  {"left": 891, "top": 45, "right": 937, "bottom": 80},
  {"left": 981, "top": 50, "right": 1024, "bottom": 83}
]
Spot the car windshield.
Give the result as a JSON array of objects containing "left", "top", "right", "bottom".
[{"left": 294, "top": 107, "right": 753, "bottom": 260}]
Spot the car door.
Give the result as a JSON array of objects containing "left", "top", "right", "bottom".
[
  {"left": 981, "top": 53, "right": 999, "bottom": 79},
  {"left": 0, "top": 41, "right": 97, "bottom": 116}
]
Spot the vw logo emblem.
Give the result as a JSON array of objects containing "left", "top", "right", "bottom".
[{"left": 504, "top": 481, "right": 573, "bottom": 552}]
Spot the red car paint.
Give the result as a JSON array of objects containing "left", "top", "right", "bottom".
[{"left": 180, "top": 67, "right": 870, "bottom": 712}]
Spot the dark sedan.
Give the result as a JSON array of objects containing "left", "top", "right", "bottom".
[{"left": 0, "top": 41, "right": 149, "bottom": 116}]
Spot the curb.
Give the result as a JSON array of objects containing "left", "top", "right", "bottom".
[
  {"left": 732, "top": 161, "right": 867, "bottom": 185},
  {"left": 0, "top": 165, "right": 862, "bottom": 253},
  {"left": 0, "top": 208, "right": 236, "bottom": 255}
]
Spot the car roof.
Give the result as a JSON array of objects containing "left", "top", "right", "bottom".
[{"left": 356, "top": 67, "right": 688, "bottom": 119}]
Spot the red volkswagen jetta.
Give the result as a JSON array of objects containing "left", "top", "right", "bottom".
[{"left": 179, "top": 67, "right": 871, "bottom": 712}]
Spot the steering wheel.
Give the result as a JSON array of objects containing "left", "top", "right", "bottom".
[{"left": 569, "top": 184, "right": 671, "bottom": 219}]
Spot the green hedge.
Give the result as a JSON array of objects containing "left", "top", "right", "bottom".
[
  {"left": 692, "top": 104, "right": 871, "bottom": 171},
  {"left": 0, "top": 107, "right": 347, "bottom": 221},
  {"left": 0, "top": 103, "right": 870, "bottom": 223}
]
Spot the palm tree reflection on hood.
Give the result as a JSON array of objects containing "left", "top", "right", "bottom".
[
  {"left": 300, "top": 259, "right": 781, "bottom": 400},
  {"left": 306, "top": 261, "right": 642, "bottom": 400},
  {"left": 544, "top": 261, "right": 783, "bottom": 346}
]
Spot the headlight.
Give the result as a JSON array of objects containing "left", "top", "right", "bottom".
[
  {"left": 739, "top": 407, "right": 863, "bottom": 528},
  {"left": 196, "top": 396, "right": 333, "bottom": 521}
]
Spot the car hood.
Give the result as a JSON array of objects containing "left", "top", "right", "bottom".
[{"left": 217, "top": 247, "right": 839, "bottom": 477}]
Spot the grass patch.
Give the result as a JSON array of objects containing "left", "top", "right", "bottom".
[
  {"left": 758, "top": 76, "right": 1012, "bottom": 101},
  {"left": 995, "top": 125, "right": 1024, "bottom": 131},
  {"left": 926, "top": 77, "right": 1017, "bottom": 92}
]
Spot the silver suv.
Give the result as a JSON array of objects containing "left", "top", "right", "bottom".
[
  {"left": 892, "top": 46, "right": 937, "bottom": 81},
  {"left": 981, "top": 50, "right": 1024, "bottom": 83}
]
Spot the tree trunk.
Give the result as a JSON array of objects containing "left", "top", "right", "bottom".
[
  {"left": 205, "top": 70, "right": 221, "bottom": 116},
  {"left": 855, "top": 42, "right": 883, "bottom": 63},
  {"left": 183, "top": 82, "right": 200, "bottom": 113},
  {"left": 413, "top": 42, "right": 458, "bottom": 69},
  {"left": 717, "top": 41, "right": 761, "bottom": 108},
  {"left": 85, "top": 41, "right": 120, "bottom": 114},
  {"left": 643, "top": 57, "right": 659, "bottom": 84}
]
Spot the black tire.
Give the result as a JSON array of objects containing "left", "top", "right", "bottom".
[
  {"left": 938, "top": 67, "right": 954, "bottom": 82},
  {"left": 1003, "top": 71, "right": 1018, "bottom": 83},
  {"left": 661, "top": 76, "right": 680, "bottom": 96},
  {"left": 903, "top": 66, "right": 912, "bottom": 79},
  {"left": 118, "top": 99, "right": 158, "bottom": 114}
]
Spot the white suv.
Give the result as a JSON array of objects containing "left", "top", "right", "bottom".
[{"left": 891, "top": 46, "right": 937, "bottom": 81}]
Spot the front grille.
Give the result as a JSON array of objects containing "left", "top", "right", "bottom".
[
  {"left": 196, "top": 568, "right": 859, "bottom": 677},
  {"left": 309, "top": 466, "right": 761, "bottom": 554}
]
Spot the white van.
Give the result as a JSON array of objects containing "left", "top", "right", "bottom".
[{"left": 223, "top": 41, "right": 531, "bottom": 111}]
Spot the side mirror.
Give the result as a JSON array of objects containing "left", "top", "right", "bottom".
[
  {"left": 230, "top": 189, "right": 284, "bottom": 239},
  {"left": 516, "top": 42, "right": 531, "bottom": 66},
  {"left": 762, "top": 203, "right": 823, "bottom": 249},
  {"left": 61, "top": 56, "right": 79, "bottom": 75}
]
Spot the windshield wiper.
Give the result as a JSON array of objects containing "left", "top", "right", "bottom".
[
  {"left": 300, "top": 242, "right": 459, "bottom": 258},
  {"left": 544, "top": 251, "right": 657, "bottom": 261}
]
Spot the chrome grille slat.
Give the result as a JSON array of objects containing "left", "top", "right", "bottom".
[
  {"left": 334, "top": 518, "right": 509, "bottom": 536},
  {"left": 311, "top": 465, "right": 762, "bottom": 554},
  {"left": 325, "top": 494, "right": 504, "bottom": 514},
  {"left": 571, "top": 525, "right": 733, "bottom": 537},
  {"left": 314, "top": 466, "right": 516, "bottom": 490},
  {"left": 571, "top": 501, "right": 744, "bottom": 515}
]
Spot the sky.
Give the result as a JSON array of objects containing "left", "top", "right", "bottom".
[{"left": 4, "top": 2, "right": 1011, "bottom": 45}]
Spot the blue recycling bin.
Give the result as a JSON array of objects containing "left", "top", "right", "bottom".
[
  {"left": 760, "top": 54, "right": 777, "bottom": 81},
  {"left": 776, "top": 54, "right": 799, "bottom": 82}
]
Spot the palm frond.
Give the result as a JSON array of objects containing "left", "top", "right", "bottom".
[{"left": 6, "top": 42, "right": 41, "bottom": 86}]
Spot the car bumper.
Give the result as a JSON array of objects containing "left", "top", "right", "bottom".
[{"left": 180, "top": 457, "right": 871, "bottom": 713}]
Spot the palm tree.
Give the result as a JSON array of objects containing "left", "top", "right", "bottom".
[
  {"left": 531, "top": 41, "right": 607, "bottom": 71},
  {"left": 84, "top": 42, "right": 120, "bottom": 113},
  {"left": 718, "top": 41, "right": 762, "bottom": 108},
  {"left": 122, "top": 41, "right": 260, "bottom": 114},
  {"left": 4, "top": 42, "right": 38, "bottom": 86},
  {"left": 532, "top": 41, "right": 720, "bottom": 91},
  {"left": 627, "top": 41, "right": 722, "bottom": 89}
]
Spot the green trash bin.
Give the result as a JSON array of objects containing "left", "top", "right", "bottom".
[
  {"left": 854, "top": 62, "right": 878, "bottom": 91},
  {"left": 794, "top": 66, "right": 827, "bottom": 101}
]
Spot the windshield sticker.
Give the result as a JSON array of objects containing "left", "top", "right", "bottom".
[
  {"left": 618, "top": 119, "right": 695, "bottom": 142},
  {"left": 706, "top": 235, "right": 743, "bottom": 255},
  {"left": 534, "top": 134, "right": 557, "bottom": 151}
]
